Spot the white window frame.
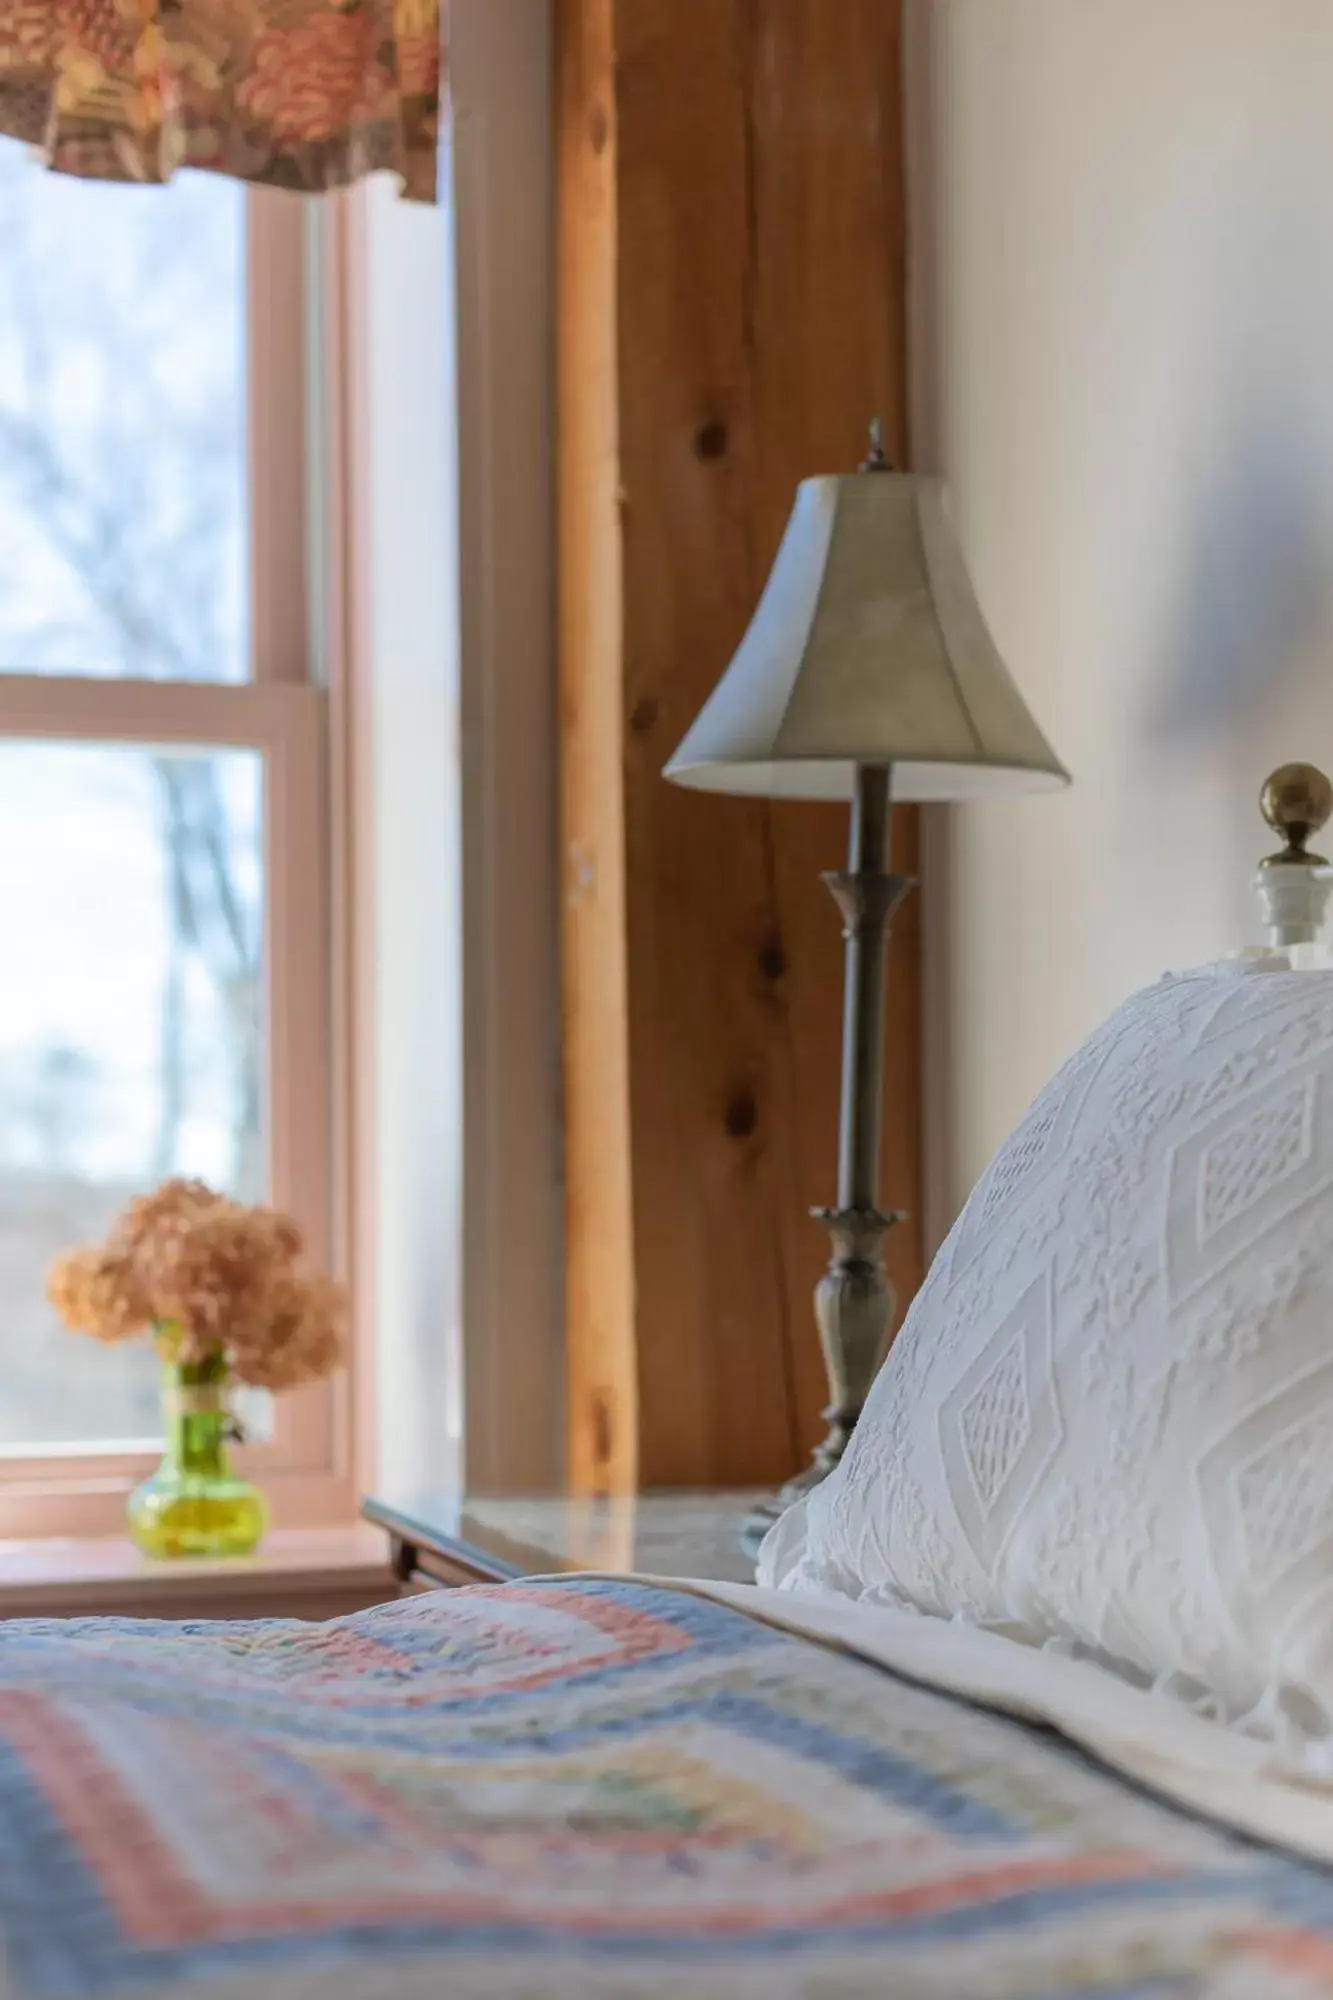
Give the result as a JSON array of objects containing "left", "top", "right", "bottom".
[{"left": 0, "top": 193, "right": 351, "bottom": 1537}]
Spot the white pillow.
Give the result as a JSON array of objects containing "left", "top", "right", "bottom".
[{"left": 760, "top": 962, "right": 1333, "bottom": 1737}]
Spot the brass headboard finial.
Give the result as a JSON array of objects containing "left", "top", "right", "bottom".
[{"left": 1260, "top": 763, "right": 1333, "bottom": 868}]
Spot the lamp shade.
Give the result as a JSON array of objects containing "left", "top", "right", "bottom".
[{"left": 664, "top": 472, "right": 1069, "bottom": 802}]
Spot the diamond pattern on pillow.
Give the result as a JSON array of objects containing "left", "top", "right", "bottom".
[
  {"left": 1165, "top": 1062, "right": 1333, "bottom": 1306},
  {"left": 939, "top": 1274, "right": 1065, "bottom": 1570},
  {"left": 959, "top": 1336, "right": 1030, "bottom": 1510},
  {"left": 1197, "top": 1080, "right": 1315, "bottom": 1242}
]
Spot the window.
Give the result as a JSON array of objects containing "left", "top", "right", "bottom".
[
  {"left": 0, "top": 741, "right": 263, "bottom": 1446},
  {"left": 0, "top": 2, "right": 563, "bottom": 1538},
  {"left": 0, "top": 142, "right": 340, "bottom": 1534},
  {"left": 0, "top": 153, "right": 248, "bottom": 683}
]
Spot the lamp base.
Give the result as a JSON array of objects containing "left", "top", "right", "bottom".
[
  {"left": 737, "top": 768, "right": 906, "bottom": 1572},
  {"left": 740, "top": 1204, "right": 899, "bottom": 1565}
]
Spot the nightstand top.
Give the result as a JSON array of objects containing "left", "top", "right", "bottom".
[{"left": 362, "top": 1488, "right": 765, "bottom": 1587}]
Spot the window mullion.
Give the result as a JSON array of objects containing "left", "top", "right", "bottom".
[
  {"left": 248, "top": 191, "right": 310, "bottom": 687},
  {"left": 0, "top": 674, "right": 312, "bottom": 747}
]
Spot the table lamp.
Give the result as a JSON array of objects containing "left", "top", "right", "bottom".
[{"left": 665, "top": 427, "right": 1070, "bottom": 1552}]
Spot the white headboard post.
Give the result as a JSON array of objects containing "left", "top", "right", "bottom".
[{"left": 1255, "top": 765, "right": 1333, "bottom": 951}]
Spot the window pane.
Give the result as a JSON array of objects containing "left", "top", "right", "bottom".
[
  {"left": 0, "top": 141, "right": 248, "bottom": 682},
  {"left": 0, "top": 743, "right": 264, "bottom": 1449}
]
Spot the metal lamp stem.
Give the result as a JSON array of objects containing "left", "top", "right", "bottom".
[
  {"left": 742, "top": 765, "right": 913, "bottom": 1556},
  {"left": 837, "top": 764, "right": 892, "bottom": 1211}
]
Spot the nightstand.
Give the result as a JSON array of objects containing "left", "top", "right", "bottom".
[{"left": 361, "top": 1489, "right": 765, "bottom": 1589}]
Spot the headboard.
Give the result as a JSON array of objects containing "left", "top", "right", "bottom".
[{"left": 1255, "top": 763, "right": 1333, "bottom": 952}]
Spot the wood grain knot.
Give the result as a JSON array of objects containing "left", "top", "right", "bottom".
[
  {"left": 588, "top": 104, "right": 610, "bottom": 155},
  {"left": 590, "top": 1392, "right": 613, "bottom": 1468},
  {"left": 758, "top": 939, "right": 786, "bottom": 981},
  {"left": 694, "top": 419, "right": 729, "bottom": 460},
  {"left": 628, "top": 695, "right": 659, "bottom": 734},
  {"left": 724, "top": 1092, "right": 759, "bottom": 1139}
]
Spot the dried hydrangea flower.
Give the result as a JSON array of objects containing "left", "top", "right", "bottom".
[
  {"left": 47, "top": 1249, "right": 152, "bottom": 1345},
  {"left": 46, "top": 1180, "right": 346, "bottom": 1392}
]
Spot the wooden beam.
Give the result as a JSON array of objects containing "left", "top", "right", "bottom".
[
  {"left": 559, "top": 0, "right": 922, "bottom": 1492},
  {"left": 557, "top": 0, "right": 637, "bottom": 1494}
]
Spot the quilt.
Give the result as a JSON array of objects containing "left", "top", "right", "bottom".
[{"left": 3, "top": 1577, "right": 1333, "bottom": 1997}]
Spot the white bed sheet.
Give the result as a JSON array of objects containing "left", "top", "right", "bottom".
[{"left": 672, "top": 1577, "right": 1333, "bottom": 1863}]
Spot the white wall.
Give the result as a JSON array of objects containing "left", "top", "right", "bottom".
[{"left": 922, "top": 0, "right": 1333, "bottom": 1219}]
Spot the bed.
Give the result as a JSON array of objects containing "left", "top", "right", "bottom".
[
  {"left": 7, "top": 1575, "right": 1333, "bottom": 2000},
  {"left": 8, "top": 773, "right": 1333, "bottom": 2000}
]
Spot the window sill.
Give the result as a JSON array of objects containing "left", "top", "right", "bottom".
[{"left": 0, "top": 1523, "right": 396, "bottom": 1622}]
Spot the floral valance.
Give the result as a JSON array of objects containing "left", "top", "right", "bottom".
[{"left": 0, "top": 1, "right": 442, "bottom": 202}]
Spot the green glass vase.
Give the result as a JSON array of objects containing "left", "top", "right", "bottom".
[{"left": 127, "top": 1350, "right": 267, "bottom": 1559}]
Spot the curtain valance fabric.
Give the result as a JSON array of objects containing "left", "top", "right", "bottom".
[{"left": 0, "top": 1, "right": 442, "bottom": 202}]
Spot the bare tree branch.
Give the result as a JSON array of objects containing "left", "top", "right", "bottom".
[{"left": 0, "top": 146, "right": 261, "bottom": 1189}]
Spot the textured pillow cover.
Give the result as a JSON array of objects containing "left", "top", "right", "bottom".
[{"left": 760, "top": 962, "right": 1333, "bottom": 1744}]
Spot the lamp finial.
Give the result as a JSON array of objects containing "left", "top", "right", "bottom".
[{"left": 860, "top": 417, "right": 891, "bottom": 473}]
